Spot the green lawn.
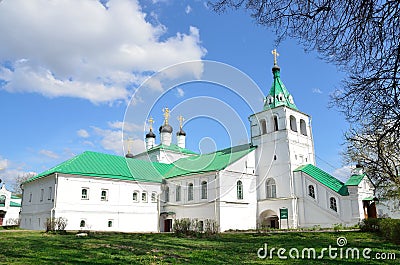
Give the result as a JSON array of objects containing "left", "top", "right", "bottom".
[{"left": 0, "top": 231, "right": 398, "bottom": 264}]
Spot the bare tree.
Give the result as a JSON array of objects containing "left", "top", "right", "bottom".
[
  {"left": 210, "top": 0, "right": 400, "bottom": 199},
  {"left": 12, "top": 173, "right": 36, "bottom": 195}
]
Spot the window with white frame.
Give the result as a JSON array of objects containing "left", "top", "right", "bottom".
[
  {"left": 330, "top": 197, "right": 337, "bottom": 212},
  {"left": 81, "top": 188, "right": 89, "bottom": 200},
  {"left": 151, "top": 192, "right": 157, "bottom": 203},
  {"left": 101, "top": 189, "right": 108, "bottom": 201},
  {"left": 142, "top": 192, "right": 148, "bottom": 202},
  {"left": 201, "top": 181, "right": 207, "bottom": 199},
  {"left": 308, "top": 185, "right": 315, "bottom": 199},
  {"left": 0, "top": 195, "right": 5, "bottom": 207},
  {"left": 260, "top": 119, "right": 267, "bottom": 134},
  {"left": 188, "top": 183, "right": 194, "bottom": 201},
  {"left": 40, "top": 189, "right": 44, "bottom": 202},
  {"left": 80, "top": 220, "right": 86, "bottom": 228},
  {"left": 48, "top": 187, "right": 52, "bottom": 200},
  {"left": 237, "top": 180, "right": 243, "bottom": 200},
  {"left": 108, "top": 220, "right": 113, "bottom": 228},
  {"left": 29, "top": 192, "right": 32, "bottom": 202},
  {"left": 164, "top": 186, "right": 169, "bottom": 202},
  {"left": 300, "top": 119, "right": 307, "bottom": 136},
  {"left": 273, "top": 116, "right": 279, "bottom": 131},
  {"left": 266, "top": 178, "right": 277, "bottom": 198},
  {"left": 176, "top": 185, "right": 181, "bottom": 202},
  {"left": 290, "top": 115, "right": 297, "bottom": 132},
  {"left": 133, "top": 191, "right": 139, "bottom": 202}
]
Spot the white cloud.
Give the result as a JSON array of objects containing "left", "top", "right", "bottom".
[
  {"left": 92, "top": 125, "right": 146, "bottom": 155},
  {"left": 176, "top": 87, "right": 185, "bottom": 97},
  {"left": 77, "top": 129, "right": 90, "bottom": 138},
  {"left": 0, "top": 0, "right": 206, "bottom": 104},
  {"left": 108, "top": 121, "right": 144, "bottom": 133},
  {"left": 312, "top": 88, "right": 323, "bottom": 94},
  {"left": 39, "top": 149, "right": 60, "bottom": 159},
  {"left": 185, "top": 5, "right": 192, "bottom": 14},
  {"left": 333, "top": 165, "right": 354, "bottom": 182},
  {"left": 0, "top": 157, "right": 9, "bottom": 170}
]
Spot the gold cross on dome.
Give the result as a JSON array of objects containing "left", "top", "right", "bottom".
[
  {"left": 125, "top": 137, "right": 134, "bottom": 154},
  {"left": 148, "top": 117, "right": 154, "bottom": 131},
  {"left": 178, "top": 115, "right": 184, "bottom": 129},
  {"left": 272, "top": 49, "right": 279, "bottom": 65},
  {"left": 162, "top": 107, "right": 170, "bottom": 125}
]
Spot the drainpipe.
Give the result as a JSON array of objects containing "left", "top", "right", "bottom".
[
  {"left": 214, "top": 171, "right": 220, "bottom": 232},
  {"left": 50, "top": 173, "right": 58, "bottom": 223}
]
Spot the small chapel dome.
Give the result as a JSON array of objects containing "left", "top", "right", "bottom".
[
  {"left": 125, "top": 152, "right": 134, "bottom": 158},
  {"left": 159, "top": 124, "right": 173, "bottom": 133},
  {"left": 177, "top": 128, "right": 186, "bottom": 136},
  {"left": 146, "top": 130, "right": 156, "bottom": 138}
]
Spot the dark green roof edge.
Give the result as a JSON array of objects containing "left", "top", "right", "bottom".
[
  {"left": 345, "top": 174, "right": 366, "bottom": 186},
  {"left": 10, "top": 201, "right": 21, "bottom": 207},
  {"left": 294, "top": 164, "right": 349, "bottom": 196}
]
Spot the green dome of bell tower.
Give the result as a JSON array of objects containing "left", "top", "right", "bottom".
[{"left": 264, "top": 49, "right": 298, "bottom": 111}]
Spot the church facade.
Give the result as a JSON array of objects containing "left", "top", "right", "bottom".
[{"left": 20, "top": 57, "right": 376, "bottom": 232}]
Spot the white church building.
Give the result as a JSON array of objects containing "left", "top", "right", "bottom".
[
  {"left": 20, "top": 56, "right": 376, "bottom": 232},
  {"left": 0, "top": 183, "right": 22, "bottom": 226}
]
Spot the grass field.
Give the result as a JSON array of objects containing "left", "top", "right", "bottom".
[{"left": 0, "top": 230, "right": 398, "bottom": 264}]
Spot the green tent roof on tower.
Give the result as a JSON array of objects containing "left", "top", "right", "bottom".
[{"left": 264, "top": 50, "right": 298, "bottom": 110}]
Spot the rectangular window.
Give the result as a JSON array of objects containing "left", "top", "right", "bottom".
[
  {"left": 81, "top": 188, "right": 89, "bottom": 200},
  {"left": 29, "top": 193, "right": 32, "bottom": 202},
  {"left": 101, "top": 190, "right": 108, "bottom": 201},
  {"left": 48, "top": 187, "right": 52, "bottom": 200},
  {"left": 176, "top": 185, "right": 181, "bottom": 202},
  {"left": 40, "top": 189, "right": 44, "bottom": 202},
  {"left": 133, "top": 191, "right": 139, "bottom": 202},
  {"left": 142, "top": 192, "right": 147, "bottom": 202},
  {"left": 151, "top": 192, "right": 157, "bottom": 203}
]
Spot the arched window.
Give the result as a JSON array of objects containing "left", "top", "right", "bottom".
[
  {"left": 108, "top": 220, "right": 113, "bottom": 227},
  {"left": 188, "top": 183, "right": 194, "bottom": 201},
  {"left": 266, "top": 178, "right": 277, "bottom": 198},
  {"left": 201, "top": 181, "right": 208, "bottom": 199},
  {"left": 0, "top": 195, "right": 5, "bottom": 207},
  {"left": 237, "top": 181, "right": 243, "bottom": 200},
  {"left": 80, "top": 220, "right": 86, "bottom": 228},
  {"left": 132, "top": 191, "right": 139, "bottom": 202},
  {"left": 176, "top": 185, "right": 181, "bottom": 202},
  {"left": 273, "top": 116, "right": 279, "bottom": 131},
  {"left": 260, "top": 119, "right": 267, "bottom": 134},
  {"left": 81, "top": 188, "right": 88, "bottom": 200},
  {"left": 290, "top": 115, "right": 297, "bottom": 132},
  {"left": 330, "top": 197, "right": 337, "bottom": 212},
  {"left": 164, "top": 187, "right": 169, "bottom": 202},
  {"left": 308, "top": 185, "right": 315, "bottom": 199},
  {"left": 300, "top": 119, "right": 307, "bottom": 136}
]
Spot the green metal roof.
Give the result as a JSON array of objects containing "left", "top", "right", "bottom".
[
  {"left": 11, "top": 195, "right": 21, "bottom": 199},
  {"left": 164, "top": 144, "right": 256, "bottom": 179},
  {"left": 345, "top": 174, "right": 366, "bottom": 186},
  {"left": 264, "top": 66, "right": 298, "bottom": 110},
  {"left": 26, "top": 144, "right": 254, "bottom": 184},
  {"left": 137, "top": 144, "right": 198, "bottom": 156},
  {"left": 26, "top": 151, "right": 170, "bottom": 184},
  {"left": 294, "top": 164, "right": 349, "bottom": 196},
  {"left": 9, "top": 201, "right": 21, "bottom": 207}
]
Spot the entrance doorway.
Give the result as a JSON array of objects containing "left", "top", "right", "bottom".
[
  {"left": 164, "top": 219, "right": 172, "bottom": 232},
  {"left": 259, "top": 210, "right": 280, "bottom": 229},
  {"left": 0, "top": 211, "right": 6, "bottom": 226},
  {"left": 363, "top": 200, "right": 377, "bottom": 219}
]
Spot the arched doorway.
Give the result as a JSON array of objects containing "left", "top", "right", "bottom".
[{"left": 259, "top": 210, "right": 279, "bottom": 229}]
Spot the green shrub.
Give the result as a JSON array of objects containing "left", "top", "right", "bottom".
[
  {"left": 173, "top": 218, "right": 219, "bottom": 237},
  {"left": 359, "top": 218, "right": 380, "bottom": 232},
  {"left": 379, "top": 218, "right": 400, "bottom": 244}
]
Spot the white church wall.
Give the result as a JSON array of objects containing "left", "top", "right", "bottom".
[
  {"left": 54, "top": 175, "right": 160, "bottom": 232},
  {"left": 20, "top": 175, "right": 56, "bottom": 230},
  {"left": 0, "top": 185, "right": 21, "bottom": 226}
]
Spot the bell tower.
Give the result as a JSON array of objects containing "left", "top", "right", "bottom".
[{"left": 249, "top": 50, "right": 315, "bottom": 228}]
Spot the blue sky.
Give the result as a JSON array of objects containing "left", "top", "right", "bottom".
[{"left": 0, "top": 0, "right": 351, "bottom": 190}]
